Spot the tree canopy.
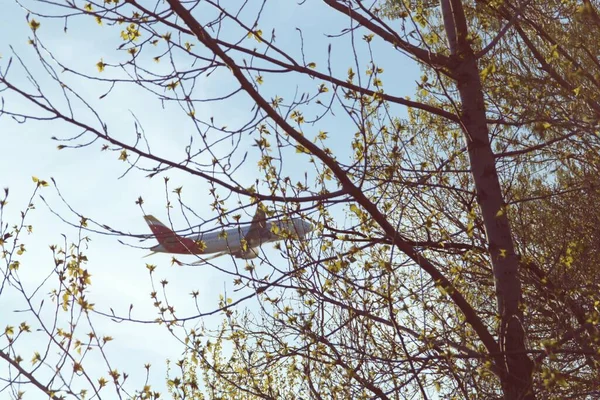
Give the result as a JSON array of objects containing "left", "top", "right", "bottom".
[{"left": 1, "top": 0, "right": 599, "bottom": 399}]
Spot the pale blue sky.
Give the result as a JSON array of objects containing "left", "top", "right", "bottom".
[{"left": 1, "top": 0, "right": 420, "bottom": 397}]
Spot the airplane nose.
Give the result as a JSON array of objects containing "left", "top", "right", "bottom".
[
  {"left": 302, "top": 220, "right": 314, "bottom": 236},
  {"left": 291, "top": 218, "right": 314, "bottom": 238}
]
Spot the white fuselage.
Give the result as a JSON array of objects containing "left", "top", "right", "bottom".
[{"left": 160, "top": 218, "right": 313, "bottom": 257}]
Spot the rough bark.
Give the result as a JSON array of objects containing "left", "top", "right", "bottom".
[{"left": 440, "top": 0, "right": 535, "bottom": 398}]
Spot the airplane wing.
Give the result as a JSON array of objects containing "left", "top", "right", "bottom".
[
  {"left": 243, "top": 205, "right": 270, "bottom": 247},
  {"left": 190, "top": 251, "right": 229, "bottom": 265}
]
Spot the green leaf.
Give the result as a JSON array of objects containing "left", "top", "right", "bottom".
[{"left": 349, "top": 204, "right": 362, "bottom": 218}]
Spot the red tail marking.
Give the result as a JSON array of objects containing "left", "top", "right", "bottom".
[{"left": 145, "top": 216, "right": 201, "bottom": 254}]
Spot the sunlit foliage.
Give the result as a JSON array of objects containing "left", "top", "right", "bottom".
[{"left": 1, "top": 0, "right": 600, "bottom": 399}]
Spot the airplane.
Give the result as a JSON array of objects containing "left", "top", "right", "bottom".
[{"left": 144, "top": 206, "right": 314, "bottom": 261}]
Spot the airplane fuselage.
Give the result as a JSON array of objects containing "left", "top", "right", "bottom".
[{"left": 147, "top": 217, "right": 312, "bottom": 259}]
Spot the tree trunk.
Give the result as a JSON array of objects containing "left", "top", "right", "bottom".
[{"left": 440, "top": 0, "right": 535, "bottom": 398}]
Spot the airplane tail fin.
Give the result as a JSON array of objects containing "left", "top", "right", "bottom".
[{"left": 144, "top": 215, "right": 199, "bottom": 254}]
